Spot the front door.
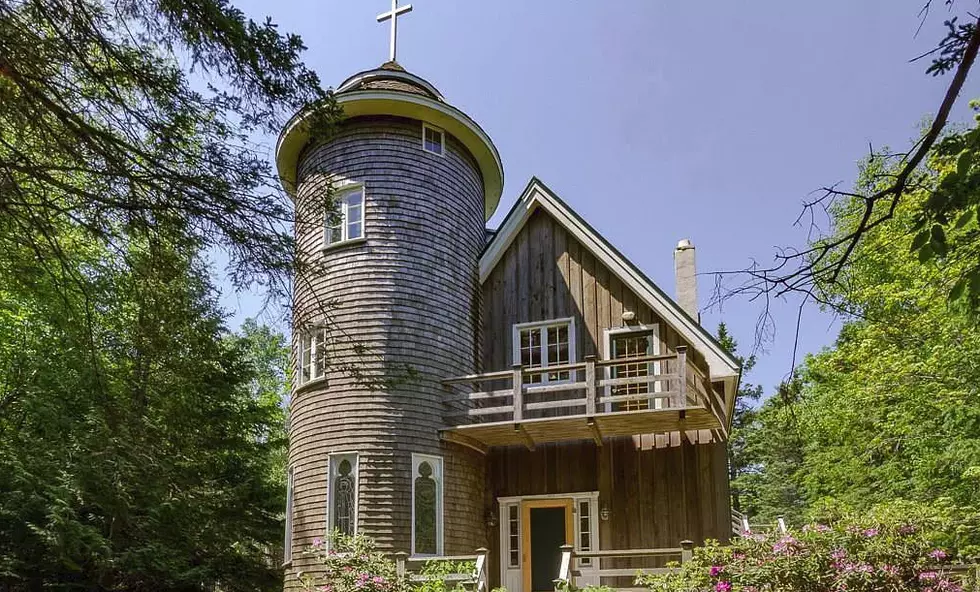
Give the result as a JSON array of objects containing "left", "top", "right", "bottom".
[{"left": 521, "top": 499, "right": 573, "bottom": 592}]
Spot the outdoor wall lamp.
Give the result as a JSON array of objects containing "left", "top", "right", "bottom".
[
  {"left": 485, "top": 509, "right": 497, "bottom": 529},
  {"left": 600, "top": 504, "right": 611, "bottom": 521}
]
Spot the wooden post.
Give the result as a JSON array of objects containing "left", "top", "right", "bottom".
[
  {"left": 474, "top": 547, "right": 489, "bottom": 592},
  {"left": 675, "top": 346, "right": 688, "bottom": 407},
  {"left": 555, "top": 544, "right": 575, "bottom": 591},
  {"left": 680, "top": 540, "right": 694, "bottom": 564},
  {"left": 585, "top": 355, "right": 597, "bottom": 415},
  {"left": 394, "top": 551, "right": 408, "bottom": 579},
  {"left": 512, "top": 364, "right": 524, "bottom": 422}
]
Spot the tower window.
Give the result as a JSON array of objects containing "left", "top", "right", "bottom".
[
  {"left": 411, "top": 454, "right": 443, "bottom": 555},
  {"left": 328, "top": 453, "right": 358, "bottom": 537},
  {"left": 325, "top": 186, "right": 364, "bottom": 247},
  {"left": 422, "top": 123, "right": 444, "bottom": 155},
  {"left": 297, "top": 327, "right": 327, "bottom": 386}
]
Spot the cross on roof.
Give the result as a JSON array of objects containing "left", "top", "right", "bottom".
[{"left": 376, "top": 0, "right": 413, "bottom": 63}]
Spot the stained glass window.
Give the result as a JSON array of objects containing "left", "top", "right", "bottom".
[
  {"left": 329, "top": 453, "right": 358, "bottom": 537},
  {"left": 412, "top": 454, "right": 443, "bottom": 555}
]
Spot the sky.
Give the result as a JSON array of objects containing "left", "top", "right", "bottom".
[{"left": 222, "top": 0, "right": 980, "bottom": 395}]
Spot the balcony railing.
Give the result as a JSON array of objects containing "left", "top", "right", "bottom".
[{"left": 441, "top": 346, "right": 727, "bottom": 449}]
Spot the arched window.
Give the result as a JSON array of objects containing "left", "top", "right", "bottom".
[
  {"left": 328, "top": 453, "right": 358, "bottom": 536},
  {"left": 412, "top": 454, "right": 443, "bottom": 555}
]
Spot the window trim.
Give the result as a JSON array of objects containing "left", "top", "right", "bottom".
[
  {"left": 297, "top": 326, "right": 328, "bottom": 387},
  {"left": 410, "top": 453, "right": 444, "bottom": 557},
  {"left": 602, "top": 324, "right": 662, "bottom": 411},
  {"left": 326, "top": 452, "right": 359, "bottom": 540},
  {"left": 284, "top": 466, "right": 295, "bottom": 564},
  {"left": 511, "top": 317, "right": 576, "bottom": 384},
  {"left": 323, "top": 183, "right": 366, "bottom": 249},
  {"left": 422, "top": 122, "right": 445, "bottom": 156}
]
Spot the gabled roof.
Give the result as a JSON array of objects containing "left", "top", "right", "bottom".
[{"left": 480, "top": 177, "right": 741, "bottom": 381}]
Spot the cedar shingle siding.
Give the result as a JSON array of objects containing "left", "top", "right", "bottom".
[{"left": 287, "top": 115, "right": 487, "bottom": 588}]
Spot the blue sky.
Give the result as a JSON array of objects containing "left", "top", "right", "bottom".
[{"left": 223, "top": 0, "right": 979, "bottom": 394}]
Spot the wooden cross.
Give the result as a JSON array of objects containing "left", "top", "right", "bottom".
[{"left": 376, "top": 0, "right": 413, "bottom": 63}]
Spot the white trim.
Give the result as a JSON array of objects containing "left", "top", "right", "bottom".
[
  {"left": 422, "top": 122, "right": 446, "bottom": 156},
  {"left": 284, "top": 466, "right": 295, "bottom": 563},
  {"left": 326, "top": 452, "right": 359, "bottom": 539},
  {"left": 603, "top": 324, "right": 662, "bottom": 411},
  {"left": 411, "top": 453, "right": 444, "bottom": 557},
  {"left": 324, "top": 184, "right": 366, "bottom": 248},
  {"left": 480, "top": 180, "right": 740, "bottom": 385},
  {"left": 496, "top": 492, "right": 599, "bottom": 588},
  {"left": 511, "top": 317, "right": 576, "bottom": 384}
]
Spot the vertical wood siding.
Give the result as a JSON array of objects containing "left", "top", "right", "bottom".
[{"left": 287, "top": 115, "right": 487, "bottom": 588}]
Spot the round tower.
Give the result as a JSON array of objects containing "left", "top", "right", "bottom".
[{"left": 276, "top": 62, "right": 503, "bottom": 582}]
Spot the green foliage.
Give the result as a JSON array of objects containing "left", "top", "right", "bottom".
[{"left": 638, "top": 510, "right": 975, "bottom": 592}]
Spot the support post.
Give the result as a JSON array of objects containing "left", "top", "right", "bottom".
[
  {"left": 555, "top": 544, "right": 575, "bottom": 591},
  {"left": 394, "top": 551, "right": 408, "bottom": 579},
  {"left": 680, "top": 540, "right": 694, "bottom": 564},
  {"left": 512, "top": 364, "right": 523, "bottom": 422},
  {"left": 474, "top": 547, "right": 489, "bottom": 592},
  {"left": 675, "top": 346, "right": 688, "bottom": 407},
  {"left": 585, "top": 355, "right": 597, "bottom": 415}
]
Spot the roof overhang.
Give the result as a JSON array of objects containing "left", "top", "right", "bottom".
[
  {"left": 481, "top": 178, "right": 742, "bottom": 386},
  {"left": 276, "top": 90, "right": 504, "bottom": 221}
]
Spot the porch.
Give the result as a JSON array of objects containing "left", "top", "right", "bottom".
[{"left": 440, "top": 346, "right": 727, "bottom": 450}]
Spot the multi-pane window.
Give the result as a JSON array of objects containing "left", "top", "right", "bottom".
[
  {"left": 328, "top": 453, "right": 358, "bottom": 537},
  {"left": 422, "top": 123, "right": 444, "bottom": 155},
  {"left": 608, "top": 327, "right": 659, "bottom": 411},
  {"left": 298, "top": 328, "right": 327, "bottom": 386},
  {"left": 578, "top": 500, "right": 592, "bottom": 567},
  {"left": 325, "top": 187, "right": 364, "bottom": 247},
  {"left": 514, "top": 319, "right": 574, "bottom": 384},
  {"left": 412, "top": 454, "right": 443, "bottom": 555},
  {"left": 284, "top": 467, "right": 295, "bottom": 563},
  {"left": 507, "top": 504, "right": 520, "bottom": 567}
]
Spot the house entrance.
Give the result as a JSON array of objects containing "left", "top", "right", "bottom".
[{"left": 521, "top": 499, "right": 573, "bottom": 592}]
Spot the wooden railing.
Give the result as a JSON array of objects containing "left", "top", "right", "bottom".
[
  {"left": 393, "top": 548, "right": 489, "bottom": 592},
  {"left": 555, "top": 541, "right": 694, "bottom": 591},
  {"left": 443, "top": 346, "right": 718, "bottom": 425}
]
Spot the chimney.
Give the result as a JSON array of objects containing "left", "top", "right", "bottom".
[{"left": 674, "top": 239, "right": 699, "bottom": 322}]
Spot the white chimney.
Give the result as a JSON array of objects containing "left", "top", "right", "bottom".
[{"left": 674, "top": 239, "right": 699, "bottom": 322}]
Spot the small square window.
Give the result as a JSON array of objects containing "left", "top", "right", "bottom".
[
  {"left": 325, "top": 187, "right": 365, "bottom": 247},
  {"left": 422, "top": 124, "right": 444, "bottom": 155}
]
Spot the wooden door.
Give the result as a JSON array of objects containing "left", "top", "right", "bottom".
[{"left": 521, "top": 499, "right": 574, "bottom": 592}]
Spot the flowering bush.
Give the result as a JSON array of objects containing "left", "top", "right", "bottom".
[{"left": 637, "top": 514, "right": 977, "bottom": 592}]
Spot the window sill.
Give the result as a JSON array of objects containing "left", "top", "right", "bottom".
[
  {"left": 281, "top": 560, "right": 292, "bottom": 569},
  {"left": 322, "top": 237, "right": 367, "bottom": 254},
  {"left": 294, "top": 376, "right": 329, "bottom": 395}
]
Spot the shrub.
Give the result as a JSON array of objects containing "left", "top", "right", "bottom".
[{"left": 638, "top": 513, "right": 976, "bottom": 592}]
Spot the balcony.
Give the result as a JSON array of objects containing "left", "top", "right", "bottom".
[{"left": 440, "top": 346, "right": 727, "bottom": 451}]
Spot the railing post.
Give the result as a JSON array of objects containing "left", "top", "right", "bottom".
[
  {"left": 512, "top": 364, "right": 523, "bottom": 422},
  {"left": 585, "top": 355, "right": 597, "bottom": 415},
  {"left": 675, "top": 346, "right": 688, "bottom": 407},
  {"left": 474, "top": 547, "right": 489, "bottom": 592},
  {"left": 394, "top": 551, "right": 408, "bottom": 580},
  {"left": 555, "top": 544, "right": 575, "bottom": 591},
  {"left": 680, "top": 540, "right": 694, "bottom": 564}
]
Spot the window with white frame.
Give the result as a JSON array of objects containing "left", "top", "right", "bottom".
[
  {"left": 328, "top": 453, "right": 358, "bottom": 536},
  {"left": 411, "top": 454, "right": 443, "bottom": 555},
  {"left": 507, "top": 504, "right": 520, "bottom": 567},
  {"left": 325, "top": 186, "right": 364, "bottom": 247},
  {"left": 298, "top": 327, "right": 327, "bottom": 386},
  {"left": 577, "top": 500, "right": 593, "bottom": 567},
  {"left": 513, "top": 319, "right": 575, "bottom": 384},
  {"left": 422, "top": 123, "right": 444, "bottom": 155},
  {"left": 284, "top": 466, "right": 295, "bottom": 563},
  {"left": 605, "top": 325, "right": 661, "bottom": 411}
]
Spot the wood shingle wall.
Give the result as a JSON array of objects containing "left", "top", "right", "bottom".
[{"left": 287, "top": 116, "right": 488, "bottom": 588}]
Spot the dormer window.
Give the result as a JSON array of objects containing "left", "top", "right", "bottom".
[
  {"left": 325, "top": 186, "right": 364, "bottom": 247},
  {"left": 422, "top": 123, "right": 444, "bottom": 155}
]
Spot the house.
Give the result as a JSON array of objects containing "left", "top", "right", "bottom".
[{"left": 276, "top": 52, "right": 741, "bottom": 592}]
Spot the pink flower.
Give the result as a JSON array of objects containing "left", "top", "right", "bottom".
[
  {"left": 372, "top": 576, "right": 386, "bottom": 585},
  {"left": 920, "top": 571, "right": 939, "bottom": 581},
  {"left": 715, "top": 581, "right": 731, "bottom": 592},
  {"left": 313, "top": 537, "right": 323, "bottom": 547},
  {"left": 709, "top": 565, "right": 724, "bottom": 577},
  {"left": 862, "top": 527, "right": 878, "bottom": 537},
  {"left": 929, "top": 549, "right": 948, "bottom": 561},
  {"left": 732, "top": 553, "right": 745, "bottom": 561}
]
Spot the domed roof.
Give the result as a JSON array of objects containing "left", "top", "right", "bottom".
[{"left": 276, "top": 63, "right": 504, "bottom": 220}]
